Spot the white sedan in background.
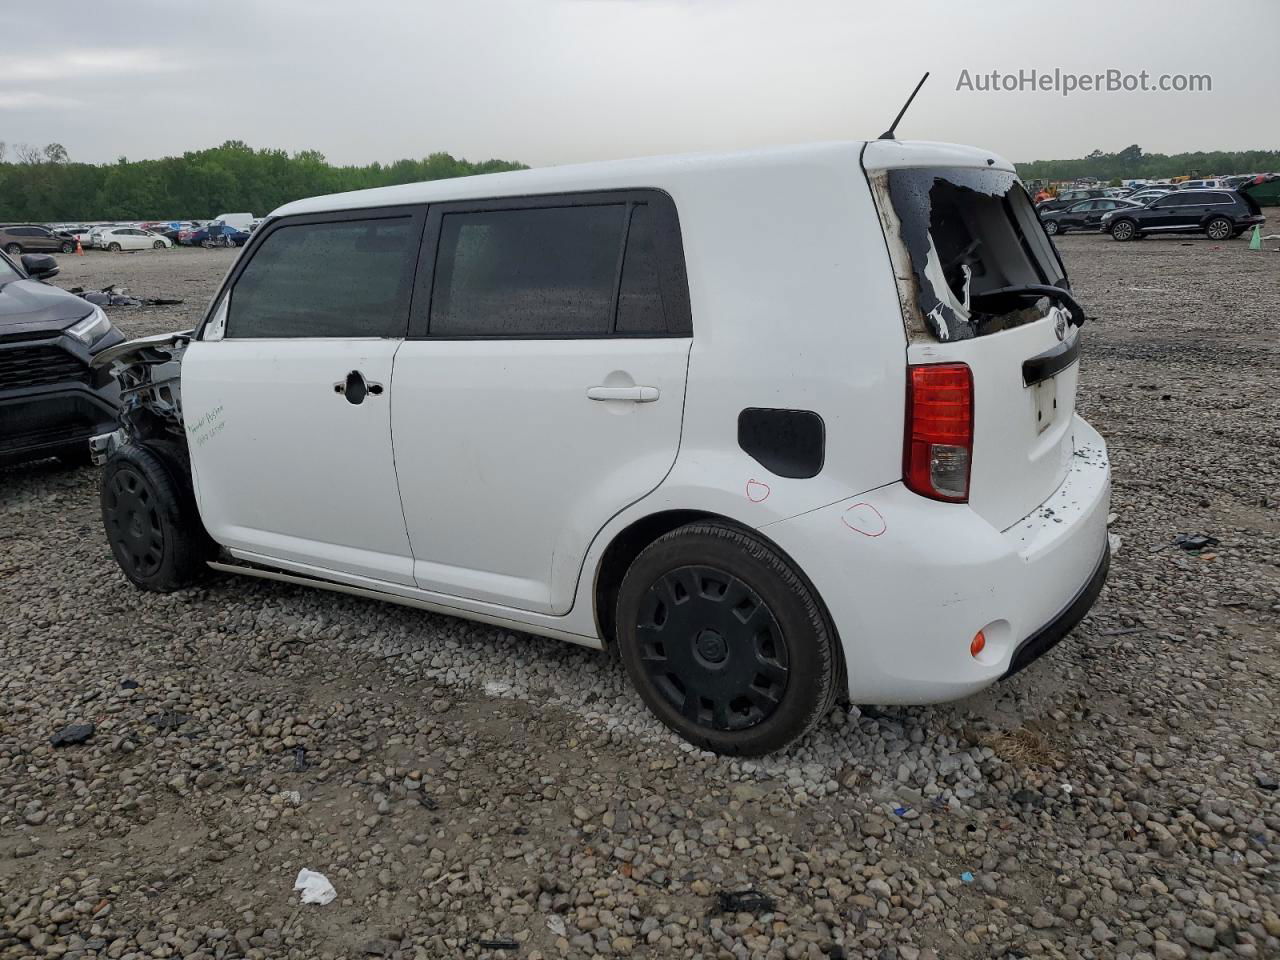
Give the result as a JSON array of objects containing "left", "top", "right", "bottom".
[{"left": 96, "top": 227, "right": 173, "bottom": 252}]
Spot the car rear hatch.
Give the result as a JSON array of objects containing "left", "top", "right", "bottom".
[{"left": 863, "top": 141, "right": 1084, "bottom": 531}]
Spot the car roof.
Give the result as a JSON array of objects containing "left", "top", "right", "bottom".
[{"left": 272, "top": 140, "right": 1016, "bottom": 219}]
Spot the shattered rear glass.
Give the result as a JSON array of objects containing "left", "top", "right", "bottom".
[{"left": 878, "top": 167, "right": 1067, "bottom": 342}]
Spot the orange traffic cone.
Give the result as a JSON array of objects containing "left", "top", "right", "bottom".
[{"left": 75, "top": 238, "right": 84, "bottom": 256}]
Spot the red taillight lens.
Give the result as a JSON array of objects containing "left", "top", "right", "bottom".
[{"left": 904, "top": 362, "right": 973, "bottom": 502}]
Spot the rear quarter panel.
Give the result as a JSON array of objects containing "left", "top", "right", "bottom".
[{"left": 652, "top": 144, "right": 908, "bottom": 527}]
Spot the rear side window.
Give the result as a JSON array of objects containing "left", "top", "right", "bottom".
[
  {"left": 615, "top": 204, "right": 667, "bottom": 335},
  {"left": 419, "top": 191, "right": 690, "bottom": 339},
  {"left": 227, "top": 217, "right": 418, "bottom": 338},
  {"left": 431, "top": 205, "right": 624, "bottom": 337}
]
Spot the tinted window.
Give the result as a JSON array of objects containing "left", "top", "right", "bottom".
[
  {"left": 1206, "top": 192, "right": 1233, "bottom": 204},
  {"left": 1179, "top": 192, "right": 1210, "bottom": 204},
  {"left": 616, "top": 204, "right": 666, "bottom": 334},
  {"left": 228, "top": 217, "right": 417, "bottom": 338},
  {"left": 1152, "top": 196, "right": 1183, "bottom": 208},
  {"left": 430, "top": 205, "right": 625, "bottom": 337}
]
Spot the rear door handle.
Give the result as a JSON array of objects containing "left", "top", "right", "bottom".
[{"left": 586, "top": 385, "right": 659, "bottom": 403}]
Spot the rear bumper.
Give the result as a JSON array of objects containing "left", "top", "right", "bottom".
[
  {"left": 1001, "top": 539, "right": 1109, "bottom": 679},
  {"left": 764, "top": 414, "right": 1110, "bottom": 704}
]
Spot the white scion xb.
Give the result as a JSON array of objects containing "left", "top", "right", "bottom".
[{"left": 92, "top": 140, "right": 1110, "bottom": 756}]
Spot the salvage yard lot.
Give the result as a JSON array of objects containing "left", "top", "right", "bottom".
[{"left": 2, "top": 235, "right": 1278, "bottom": 959}]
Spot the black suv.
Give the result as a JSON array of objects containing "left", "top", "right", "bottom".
[
  {"left": 0, "top": 224, "right": 77, "bottom": 256},
  {"left": 0, "top": 249, "right": 124, "bottom": 465},
  {"left": 1104, "top": 190, "right": 1265, "bottom": 242}
]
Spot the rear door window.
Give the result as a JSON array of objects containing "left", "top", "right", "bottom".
[
  {"left": 226, "top": 215, "right": 420, "bottom": 338},
  {"left": 430, "top": 205, "right": 625, "bottom": 337},
  {"left": 418, "top": 192, "right": 691, "bottom": 339}
]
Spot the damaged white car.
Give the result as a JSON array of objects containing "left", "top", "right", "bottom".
[{"left": 92, "top": 139, "right": 1110, "bottom": 756}]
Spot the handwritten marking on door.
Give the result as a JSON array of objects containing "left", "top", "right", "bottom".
[
  {"left": 186, "top": 405, "right": 227, "bottom": 447},
  {"left": 746, "top": 479, "right": 771, "bottom": 503}
]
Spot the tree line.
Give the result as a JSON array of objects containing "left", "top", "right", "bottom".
[
  {"left": 0, "top": 140, "right": 527, "bottom": 223},
  {"left": 1016, "top": 144, "right": 1280, "bottom": 183}
]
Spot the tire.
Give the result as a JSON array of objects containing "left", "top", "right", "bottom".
[
  {"left": 1205, "top": 217, "right": 1232, "bottom": 241},
  {"left": 615, "top": 521, "right": 840, "bottom": 756},
  {"left": 4, "top": 242, "right": 21, "bottom": 255},
  {"left": 100, "top": 442, "right": 212, "bottom": 592},
  {"left": 1110, "top": 219, "right": 1136, "bottom": 241},
  {"left": 1042, "top": 220, "right": 1059, "bottom": 235},
  {"left": 60, "top": 242, "right": 75, "bottom": 254},
  {"left": 153, "top": 240, "right": 166, "bottom": 249},
  {"left": 201, "top": 239, "right": 214, "bottom": 249},
  {"left": 107, "top": 242, "right": 121, "bottom": 253}
]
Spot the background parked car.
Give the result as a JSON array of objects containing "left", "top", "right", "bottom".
[
  {"left": 0, "top": 224, "right": 77, "bottom": 255},
  {"left": 95, "top": 227, "right": 173, "bottom": 252},
  {"left": 1124, "top": 189, "right": 1172, "bottom": 205},
  {"left": 186, "top": 223, "right": 244, "bottom": 247},
  {"left": 1103, "top": 190, "right": 1265, "bottom": 241},
  {"left": 1035, "top": 188, "right": 1110, "bottom": 213},
  {"left": 1039, "top": 198, "right": 1145, "bottom": 235}
]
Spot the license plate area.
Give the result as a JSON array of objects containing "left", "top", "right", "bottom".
[{"left": 1033, "top": 376, "right": 1058, "bottom": 434}]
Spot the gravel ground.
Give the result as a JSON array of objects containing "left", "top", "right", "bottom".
[{"left": 2, "top": 232, "right": 1278, "bottom": 960}]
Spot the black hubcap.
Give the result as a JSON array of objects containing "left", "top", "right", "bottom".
[
  {"left": 636, "top": 565, "right": 789, "bottom": 732},
  {"left": 104, "top": 468, "right": 164, "bottom": 577}
]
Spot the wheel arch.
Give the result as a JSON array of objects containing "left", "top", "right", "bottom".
[{"left": 591, "top": 509, "right": 846, "bottom": 694}]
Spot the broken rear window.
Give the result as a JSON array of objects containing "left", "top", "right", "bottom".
[{"left": 876, "top": 167, "right": 1068, "bottom": 342}]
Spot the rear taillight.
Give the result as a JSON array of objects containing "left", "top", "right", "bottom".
[{"left": 904, "top": 362, "right": 973, "bottom": 502}]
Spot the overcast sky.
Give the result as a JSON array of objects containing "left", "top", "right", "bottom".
[{"left": 3, "top": 0, "right": 1276, "bottom": 169}]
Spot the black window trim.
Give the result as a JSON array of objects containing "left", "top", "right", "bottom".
[
  {"left": 196, "top": 204, "right": 428, "bottom": 341},
  {"left": 407, "top": 188, "right": 692, "bottom": 341}
]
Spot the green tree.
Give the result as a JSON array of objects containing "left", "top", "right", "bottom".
[{"left": 0, "top": 142, "right": 527, "bottom": 222}]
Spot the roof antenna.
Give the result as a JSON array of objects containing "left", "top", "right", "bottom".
[{"left": 879, "top": 72, "right": 930, "bottom": 140}]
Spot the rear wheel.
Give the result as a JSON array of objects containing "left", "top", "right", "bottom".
[
  {"left": 4, "top": 242, "right": 21, "bottom": 255},
  {"left": 1110, "top": 219, "right": 1136, "bottom": 241},
  {"left": 1205, "top": 217, "right": 1232, "bottom": 241},
  {"left": 615, "top": 522, "right": 839, "bottom": 756},
  {"left": 107, "top": 242, "right": 122, "bottom": 253},
  {"left": 153, "top": 240, "right": 166, "bottom": 249},
  {"left": 100, "top": 442, "right": 212, "bottom": 591},
  {"left": 1042, "top": 220, "right": 1059, "bottom": 235},
  {"left": 60, "top": 241, "right": 74, "bottom": 254}
]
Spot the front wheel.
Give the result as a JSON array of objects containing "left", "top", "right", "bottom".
[
  {"left": 4, "top": 242, "right": 21, "bottom": 255},
  {"left": 1042, "top": 220, "right": 1059, "bottom": 236},
  {"left": 1110, "top": 219, "right": 1136, "bottom": 241},
  {"left": 60, "top": 242, "right": 75, "bottom": 254},
  {"left": 1205, "top": 217, "right": 1232, "bottom": 241},
  {"left": 100, "top": 442, "right": 213, "bottom": 591},
  {"left": 615, "top": 522, "right": 840, "bottom": 756},
  {"left": 153, "top": 240, "right": 166, "bottom": 249}
]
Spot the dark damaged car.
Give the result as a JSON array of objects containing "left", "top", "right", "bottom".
[{"left": 0, "top": 249, "right": 123, "bottom": 465}]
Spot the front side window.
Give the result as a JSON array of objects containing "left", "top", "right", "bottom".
[{"left": 227, "top": 217, "right": 417, "bottom": 338}]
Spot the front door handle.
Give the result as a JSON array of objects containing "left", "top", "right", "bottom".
[
  {"left": 334, "top": 370, "right": 383, "bottom": 405},
  {"left": 586, "top": 385, "right": 659, "bottom": 403}
]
